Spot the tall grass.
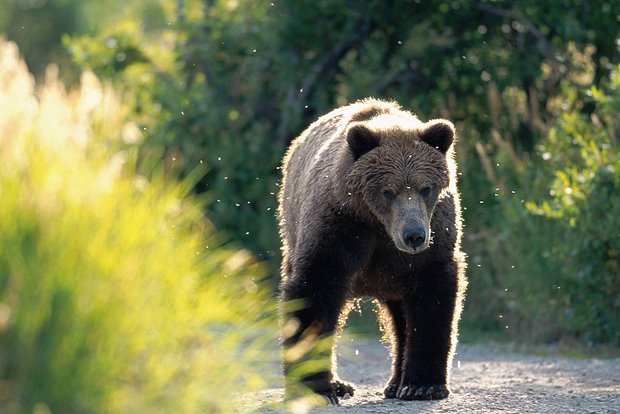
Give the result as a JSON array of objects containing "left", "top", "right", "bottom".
[{"left": 0, "top": 40, "right": 275, "bottom": 413}]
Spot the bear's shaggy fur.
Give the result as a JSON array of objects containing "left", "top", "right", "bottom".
[{"left": 278, "top": 99, "right": 467, "bottom": 404}]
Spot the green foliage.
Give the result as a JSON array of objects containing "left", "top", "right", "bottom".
[
  {"left": 0, "top": 40, "right": 275, "bottom": 413},
  {"left": 528, "top": 67, "right": 620, "bottom": 344},
  {"left": 68, "top": 22, "right": 149, "bottom": 77},
  {"left": 461, "top": 66, "right": 620, "bottom": 346},
  {"left": 0, "top": 0, "right": 166, "bottom": 84},
  {"left": 67, "top": 1, "right": 285, "bottom": 265},
  {"left": 0, "top": 0, "right": 83, "bottom": 82}
]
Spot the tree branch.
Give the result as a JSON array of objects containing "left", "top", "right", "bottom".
[
  {"left": 475, "top": 3, "right": 567, "bottom": 76},
  {"left": 276, "top": 18, "right": 375, "bottom": 147}
]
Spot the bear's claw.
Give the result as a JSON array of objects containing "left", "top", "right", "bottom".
[
  {"left": 320, "top": 391, "right": 339, "bottom": 405},
  {"left": 332, "top": 380, "right": 355, "bottom": 398},
  {"left": 317, "top": 380, "right": 355, "bottom": 405},
  {"left": 398, "top": 383, "right": 449, "bottom": 400},
  {"left": 383, "top": 382, "right": 400, "bottom": 399}
]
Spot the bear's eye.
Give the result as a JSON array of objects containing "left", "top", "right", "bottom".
[
  {"left": 383, "top": 188, "right": 396, "bottom": 200},
  {"left": 420, "top": 186, "right": 432, "bottom": 198}
]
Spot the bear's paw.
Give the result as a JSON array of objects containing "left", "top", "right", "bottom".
[
  {"left": 332, "top": 380, "right": 355, "bottom": 398},
  {"left": 397, "top": 383, "right": 449, "bottom": 400},
  {"left": 383, "top": 380, "right": 400, "bottom": 399}
]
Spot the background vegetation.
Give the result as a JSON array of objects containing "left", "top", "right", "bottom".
[{"left": 0, "top": 0, "right": 619, "bottom": 410}]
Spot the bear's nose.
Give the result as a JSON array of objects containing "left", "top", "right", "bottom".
[{"left": 403, "top": 227, "right": 426, "bottom": 249}]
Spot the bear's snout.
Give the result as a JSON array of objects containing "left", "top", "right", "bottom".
[
  {"left": 394, "top": 224, "right": 428, "bottom": 253},
  {"left": 390, "top": 196, "right": 430, "bottom": 254},
  {"left": 392, "top": 219, "right": 430, "bottom": 254},
  {"left": 403, "top": 226, "right": 426, "bottom": 250}
]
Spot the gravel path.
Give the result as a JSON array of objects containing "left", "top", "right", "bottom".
[{"left": 240, "top": 337, "right": 620, "bottom": 413}]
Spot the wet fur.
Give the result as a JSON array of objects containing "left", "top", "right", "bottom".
[{"left": 278, "top": 99, "right": 467, "bottom": 403}]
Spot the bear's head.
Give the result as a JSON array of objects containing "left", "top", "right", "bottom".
[{"left": 345, "top": 119, "right": 455, "bottom": 254}]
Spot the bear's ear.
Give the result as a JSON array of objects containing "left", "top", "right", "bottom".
[
  {"left": 346, "top": 124, "right": 380, "bottom": 159},
  {"left": 419, "top": 120, "right": 455, "bottom": 154}
]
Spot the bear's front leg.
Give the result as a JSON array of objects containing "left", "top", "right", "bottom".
[
  {"left": 379, "top": 300, "right": 407, "bottom": 399},
  {"left": 280, "top": 259, "right": 353, "bottom": 405},
  {"left": 398, "top": 262, "right": 458, "bottom": 400}
]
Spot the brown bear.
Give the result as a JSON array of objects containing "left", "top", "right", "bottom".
[{"left": 278, "top": 98, "right": 467, "bottom": 405}]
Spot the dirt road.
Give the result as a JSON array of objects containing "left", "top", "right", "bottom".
[{"left": 242, "top": 337, "right": 620, "bottom": 413}]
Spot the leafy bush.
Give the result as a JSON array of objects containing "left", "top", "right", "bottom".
[
  {"left": 461, "top": 66, "right": 620, "bottom": 346},
  {"left": 528, "top": 67, "right": 620, "bottom": 344},
  {"left": 0, "top": 40, "right": 274, "bottom": 414}
]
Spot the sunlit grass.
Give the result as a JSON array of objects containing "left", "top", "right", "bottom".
[{"left": 0, "top": 39, "right": 275, "bottom": 413}]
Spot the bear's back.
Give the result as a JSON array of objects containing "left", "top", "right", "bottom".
[{"left": 281, "top": 99, "right": 412, "bottom": 188}]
